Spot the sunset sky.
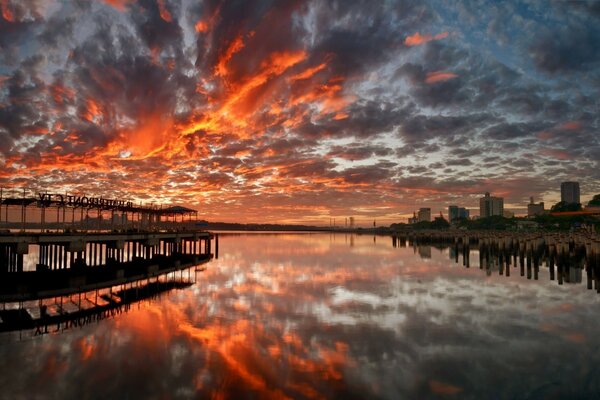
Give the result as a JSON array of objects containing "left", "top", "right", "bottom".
[{"left": 0, "top": 0, "right": 599, "bottom": 225}]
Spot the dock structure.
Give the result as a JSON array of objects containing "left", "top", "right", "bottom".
[
  {"left": 0, "top": 190, "right": 219, "bottom": 336},
  {"left": 0, "top": 231, "right": 216, "bottom": 301},
  {"left": 392, "top": 230, "right": 600, "bottom": 291},
  {"left": 0, "top": 188, "right": 202, "bottom": 231}
]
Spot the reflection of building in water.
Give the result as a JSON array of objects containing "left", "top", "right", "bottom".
[
  {"left": 418, "top": 245, "right": 431, "bottom": 259},
  {"left": 418, "top": 208, "right": 431, "bottom": 222}
]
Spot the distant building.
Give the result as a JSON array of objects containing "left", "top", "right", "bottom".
[
  {"left": 527, "top": 197, "right": 545, "bottom": 217},
  {"left": 479, "top": 192, "right": 504, "bottom": 218},
  {"left": 349, "top": 217, "right": 355, "bottom": 228},
  {"left": 408, "top": 212, "right": 418, "bottom": 224},
  {"left": 448, "top": 205, "right": 470, "bottom": 222},
  {"left": 418, "top": 208, "right": 431, "bottom": 222},
  {"left": 561, "top": 181, "right": 580, "bottom": 204}
]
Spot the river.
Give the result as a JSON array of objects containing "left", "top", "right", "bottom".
[{"left": 1, "top": 232, "right": 599, "bottom": 399}]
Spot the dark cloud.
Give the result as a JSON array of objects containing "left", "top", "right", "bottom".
[{"left": 528, "top": 25, "right": 600, "bottom": 74}]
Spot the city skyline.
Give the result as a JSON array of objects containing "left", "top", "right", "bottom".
[{"left": 0, "top": 1, "right": 599, "bottom": 225}]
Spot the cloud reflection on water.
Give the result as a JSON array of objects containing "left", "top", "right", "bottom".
[{"left": 1, "top": 233, "right": 600, "bottom": 399}]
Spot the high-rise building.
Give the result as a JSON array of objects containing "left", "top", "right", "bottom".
[
  {"left": 527, "top": 197, "right": 545, "bottom": 217},
  {"left": 448, "top": 205, "right": 458, "bottom": 222},
  {"left": 448, "top": 205, "right": 470, "bottom": 222},
  {"left": 561, "top": 181, "right": 580, "bottom": 204},
  {"left": 479, "top": 192, "right": 504, "bottom": 218},
  {"left": 417, "top": 208, "right": 431, "bottom": 222}
]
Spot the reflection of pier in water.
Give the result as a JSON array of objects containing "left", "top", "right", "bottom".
[
  {"left": 392, "top": 232, "right": 600, "bottom": 292},
  {"left": 0, "top": 256, "right": 210, "bottom": 338}
]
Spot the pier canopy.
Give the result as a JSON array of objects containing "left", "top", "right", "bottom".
[
  {"left": 160, "top": 206, "right": 197, "bottom": 214},
  {"left": 0, "top": 189, "right": 202, "bottom": 231},
  {"left": 158, "top": 205, "right": 198, "bottom": 222}
]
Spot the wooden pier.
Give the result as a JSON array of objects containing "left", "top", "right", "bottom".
[
  {"left": 0, "top": 231, "right": 218, "bottom": 301},
  {"left": 392, "top": 230, "right": 600, "bottom": 291}
]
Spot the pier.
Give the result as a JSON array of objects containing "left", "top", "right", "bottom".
[
  {"left": 0, "top": 189, "right": 218, "bottom": 302},
  {"left": 392, "top": 230, "right": 600, "bottom": 291},
  {"left": 0, "top": 231, "right": 216, "bottom": 301}
]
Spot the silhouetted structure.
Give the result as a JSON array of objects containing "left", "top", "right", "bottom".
[
  {"left": 527, "top": 197, "right": 545, "bottom": 217},
  {"left": 479, "top": 192, "right": 504, "bottom": 217},
  {"left": 561, "top": 182, "right": 580, "bottom": 204}
]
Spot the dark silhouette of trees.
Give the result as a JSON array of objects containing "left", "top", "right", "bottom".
[
  {"left": 550, "top": 201, "right": 582, "bottom": 212},
  {"left": 588, "top": 195, "right": 600, "bottom": 207}
]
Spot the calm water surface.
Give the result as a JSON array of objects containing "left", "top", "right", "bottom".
[{"left": 1, "top": 232, "right": 600, "bottom": 399}]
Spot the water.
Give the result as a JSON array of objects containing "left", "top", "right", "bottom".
[{"left": 1, "top": 232, "right": 600, "bottom": 399}]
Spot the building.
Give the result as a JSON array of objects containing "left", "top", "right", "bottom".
[
  {"left": 479, "top": 192, "right": 504, "bottom": 218},
  {"left": 561, "top": 181, "right": 580, "bottom": 204},
  {"left": 448, "top": 205, "right": 470, "bottom": 222},
  {"left": 417, "top": 208, "right": 431, "bottom": 222},
  {"left": 408, "top": 212, "right": 418, "bottom": 224},
  {"left": 527, "top": 197, "right": 545, "bottom": 217},
  {"left": 348, "top": 217, "right": 355, "bottom": 228}
]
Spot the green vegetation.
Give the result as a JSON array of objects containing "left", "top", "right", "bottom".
[
  {"left": 454, "top": 215, "right": 514, "bottom": 231},
  {"left": 588, "top": 194, "right": 600, "bottom": 207},
  {"left": 550, "top": 201, "right": 582, "bottom": 212},
  {"left": 391, "top": 214, "right": 600, "bottom": 233},
  {"left": 532, "top": 213, "right": 599, "bottom": 231},
  {"left": 394, "top": 217, "right": 450, "bottom": 230}
]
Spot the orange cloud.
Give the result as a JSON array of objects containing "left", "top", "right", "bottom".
[
  {"left": 429, "top": 380, "right": 463, "bottom": 395},
  {"left": 215, "top": 35, "right": 245, "bottom": 78},
  {"left": 405, "top": 31, "right": 448, "bottom": 46},
  {"left": 539, "top": 148, "right": 572, "bottom": 160},
  {"left": 536, "top": 131, "right": 554, "bottom": 140},
  {"left": 157, "top": 0, "right": 172, "bottom": 23},
  {"left": 81, "top": 98, "right": 103, "bottom": 123},
  {"left": 195, "top": 20, "right": 208, "bottom": 33},
  {"left": 559, "top": 121, "right": 581, "bottom": 130},
  {"left": 425, "top": 71, "right": 458, "bottom": 84},
  {"left": 102, "top": 0, "right": 134, "bottom": 12},
  {"left": 0, "top": 0, "right": 13, "bottom": 21},
  {"left": 49, "top": 84, "right": 75, "bottom": 104},
  {"left": 289, "top": 62, "right": 327, "bottom": 82}
]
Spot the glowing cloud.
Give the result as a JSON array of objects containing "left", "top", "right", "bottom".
[
  {"left": 559, "top": 121, "right": 581, "bottom": 130},
  {"left": 425, "top": 71, "right": 458, "bottom": 84},
  {"left": 405, "top": 31, "right": 448, "bottom": 46},
  {"left": 102, "top": 0, "right": 133, "bottom": 12},
  {"left": 215, "top": 35, "right": 245, "bottom": 77},
  {"left": 157, "top": 0, "right": 172, "bottom": 23},
  {"left": 0, "top": 0, "right": 13, "bottom": 21},
  {"left": 194, "top": 20, "right": 208, "bottom": 33}
]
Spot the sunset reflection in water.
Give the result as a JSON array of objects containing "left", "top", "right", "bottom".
[{"left": 1, "top": 232, "right": 600, "bottom": 399}]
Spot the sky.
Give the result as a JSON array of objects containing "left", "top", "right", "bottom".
[{"left": 0, "top": 0, "right": 599, "bottom": 225}]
